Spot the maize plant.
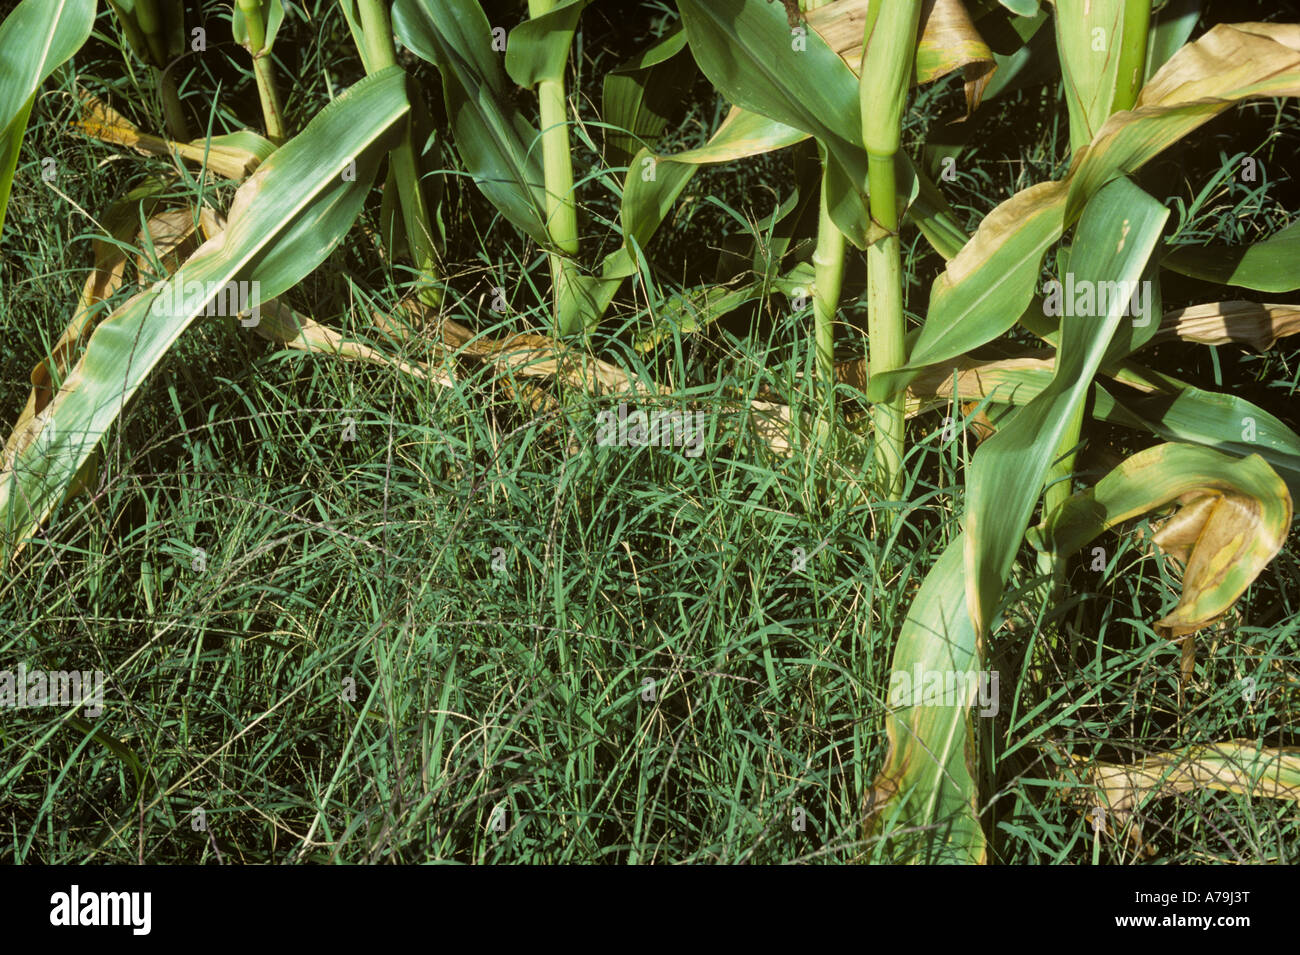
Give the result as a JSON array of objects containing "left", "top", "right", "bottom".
[
  {"left": 104, "top": 0, "right": 190, "bottom": 139},
  {"left": 2, "top": 0, "right": 1300, "bottom": 866}
]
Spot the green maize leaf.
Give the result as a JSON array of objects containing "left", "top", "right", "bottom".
[
  {"left": 867, "top": 178, "right": 1067, "bottom": 403},
  {"left": 0, "top": 94, "right": 35, "bottom": 241},
  {"left": 539, "top": 104, "right": 810, "bottom": 336},
  {"left": 506, "top": 0, "right": 592, "bottom": 88},
  {"left": 1109, "top": 379, "right": 1300, "bottom": 501},
  {"left": 266, "top": 0, "right": 286, "bottom": 48},
  {"left": 821, "top": 138, "right": 923, "bottom": 249},
  {"left": 393, "top": 0, "right": 551, "bottom": 246},
  {"left": 677, "top": 0, "right": 860, "bottom": 149},
  {"left": 759, "top": 142, "right": 823, "bottom": 273},
  {"left": 1097, "top": 257, "right": 1162, "bottom": 366},
  {"left": 678, "top": 0, "right": 963, "bottom": 252},
  {"left": 788, "top": 0, "right": 998, "bottom": 196},
  {"left": 1032, "top": 442, "right": 1290, "bottom": 636},
  {"left": 867, "top": 532, "right": 987, "bottom": 864},
  {"left": 677, "top": 0, "right": 880, "bottom": 248},
  {"left": 623, "top": 106, "right": 808, "bottom": 252},
  {"left": 0, "top": 0, "right": 96, "bottom": 238},
  {"left": 0, "top": 67, "right": 409, "bottom": 561},
  {"left": 0, "top": 184, "right": 177, "bottom": 493},
  {"left": 553, "top": 258, "right": 628, "bottom": 336},
  {"left": 965, "top": 176, "right": 1168, "bottom": 637},
  {"left": 601, "top": 25, "right": 691, "bottom": 169},
  {"left": 1091, "top": 377, "right": 1165, "bottom": 432},
  {"left": 868, "top": 23, "right": 1300, "bottom": 403},
  {"left": 233, "top": 0, "right": 286, "bottom": 54},
  {"left": 1053, "top": 0, "right": 1151, "bottom": 153},
  {"left": 561, "top": 105, "right": 809, "bottom": 327},
  {"left": 909, "top": 164, "right": 969, "bottom": 260},
  {"left": 1163, "top": 220, "right": 1300, "bottom": 293},
  {"left": 1145, "top": 0, "right": 1200, "bottom": 83},
  {"left": 998, "top": 0, "right": 1039, "bottom": 16}
]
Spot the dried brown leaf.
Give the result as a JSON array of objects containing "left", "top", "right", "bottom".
[{"left": 1152, "top": 301, "right": 1300, "bottom": 352}]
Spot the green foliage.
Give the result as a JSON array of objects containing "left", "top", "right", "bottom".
[{"left": 0, "top": 0, "right": 96, "bottom": 237}]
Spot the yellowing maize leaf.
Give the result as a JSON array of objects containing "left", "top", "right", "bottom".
[
  {"left": 1033, "top": 442, "right": 1292, "bottom": 637},
  {"left": 905, "top": 353, "right": 1055, "bottom": 406},
  {"left": 381, "top": 301, "right": 799, "bottom": 457},
  {"left": 0, "top": 195, "right": 192, "bottom": 494},
  {"left": 867, "top": 533, "right": 987, "bottom": 864},
  {"left": 0, "top": 67, "right": 409, "bottom": 561},
  {"left": 807, "top": 0, "right": 996, "bottom": 115},
  {"left": 133, "top": 207, "right": 199, "bottom": 282},
  {"left": 1073, "top": 741, "right": 1300, "bottom": 854},
  {"left": 75, "top": 94, "right": 276, "bottom": 181},
  {"left": 255, "top": 300, "right": 448, "bottom": 386},
  {"left": 1087, "top": 742, "right": 1300, "bottom": 813},
  {"left": 964, "top": 177, "right": 1168, "bottom": 638},
  {"left": 1150, "top": 301, "right": 1300, "bottom": 352}
]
